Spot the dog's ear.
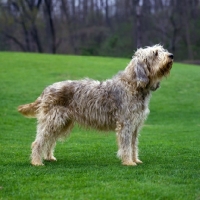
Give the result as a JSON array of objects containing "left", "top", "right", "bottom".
[{"left": 135, "top": 62, "right": 149, "bottom": 88}]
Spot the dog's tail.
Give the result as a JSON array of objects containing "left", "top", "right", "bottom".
[{"left": 18, "top": 99, "right": 40, "bottom": 118}]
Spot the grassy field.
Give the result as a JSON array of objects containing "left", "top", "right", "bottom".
[{"left": 0, "top": 52, "right": 199, "bottom": 200}]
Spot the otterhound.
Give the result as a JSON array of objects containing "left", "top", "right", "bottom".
[{"left": 18, "top": 44, "right": 174, "bottom": 166}]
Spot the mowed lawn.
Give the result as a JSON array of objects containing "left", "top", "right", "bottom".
[{"left": 0, "top": 52, "right": 199, "bottom": 200}]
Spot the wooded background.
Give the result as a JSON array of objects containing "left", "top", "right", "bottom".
[{"left": 0, "top": 0, "right": 200, "bottom": 61}]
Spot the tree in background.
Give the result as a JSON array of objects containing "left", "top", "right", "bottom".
[
  {"left": 0, "top": 0, "right": 200, "bottom": 61},
  {"left": 0, "top": 0, "right": 43, "bottom": 52}
]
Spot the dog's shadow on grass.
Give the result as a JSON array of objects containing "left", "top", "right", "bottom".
[
  {"left": 42, "top": 153, "right": 167, "bottom": 170},
  {"left": 44, "top": 154, "right": 120, "bottom": 169}
]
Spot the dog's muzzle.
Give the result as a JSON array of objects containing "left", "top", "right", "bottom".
[
  {"left": 168, "top": 53, "right": 174, "bottom": 68},
  {"left": 168, "top": 54, "right": 174, "bottom": 60}
]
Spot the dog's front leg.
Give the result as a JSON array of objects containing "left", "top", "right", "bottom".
[
  {"left": 132, "top": 127, "right": 143, "bottom": 164},
  {"left": 116, "top": 121, "right": 136, "bottom": 166}
]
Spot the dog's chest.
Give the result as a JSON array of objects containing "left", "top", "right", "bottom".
[{"left": 127, "top": 92, "right": 150, "bottom": 118}]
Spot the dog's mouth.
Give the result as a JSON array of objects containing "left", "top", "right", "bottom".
[
  {"left": 158, "top": 61, "right": 173, "bottom": 77},
  {"left": 168, "top": 61, "right": 173, "bottom": 69},
  {"left": 169, "top": 59, "right": 174, "bottom": 70},
  {"left": 166, "top": 58, "right": 173, "bottom": 70}
]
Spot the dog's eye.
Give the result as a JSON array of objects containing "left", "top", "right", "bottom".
[{"left": 155, "top": 51, "right": 158, "bottom": 56}]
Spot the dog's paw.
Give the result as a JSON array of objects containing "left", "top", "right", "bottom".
[
  {"left": 135, "top": 159, "right": 143, "bottom": 164},
  {"left": 31, "top": 161, "right": 44, "bottom": 166},
  {"left": 122, "top": 161, "right": 137, "bottom": 166},
  {"left": 44, "top": 156, "right": 57, "bottom": 162}
]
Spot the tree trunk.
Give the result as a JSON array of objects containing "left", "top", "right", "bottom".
[{"left": 44, "top": 0, "right": 56, "bottom": 54}]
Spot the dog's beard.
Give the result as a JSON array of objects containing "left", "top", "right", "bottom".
[
  {"left": 150, "top": 82, "right": 160, "bottom": 91},
  {"left": 158, "top": 61, "right": 173, "bottom": 77}
]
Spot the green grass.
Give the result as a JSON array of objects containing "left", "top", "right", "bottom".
[{"left": 0, "top": 52, "right": 200, "bottom": 200}]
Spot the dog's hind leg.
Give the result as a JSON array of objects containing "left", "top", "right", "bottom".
[
  {"left": 31, "top": 106, "right": 74, "bottom": 166},
  {"left": 43, "top": 138, "right": 57, "bottom": 162},
  {"left": 43, "top": 120, "right": 74, "bottom": 162},
  {"left": 31, "top": 122, "right": 52, "bottom": 166}
]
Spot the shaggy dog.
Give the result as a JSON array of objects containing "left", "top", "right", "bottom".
[{"left": 18, "top": 44, "right": 173, "bottom": 166}]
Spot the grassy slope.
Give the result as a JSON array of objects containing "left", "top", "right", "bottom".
[{"left": 0, "top": 52, "right": 199, "bottom": 200}]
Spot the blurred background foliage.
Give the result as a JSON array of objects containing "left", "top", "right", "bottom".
[{"left": 0, "top": 0, "right": 200, "bottom": 61}]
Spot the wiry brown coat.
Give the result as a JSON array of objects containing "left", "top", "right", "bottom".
[{"left": 18, "top": 44, "right": 173, "bottom": 166}]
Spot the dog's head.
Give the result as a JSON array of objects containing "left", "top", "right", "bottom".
[{"left": 125, "top": 44, "right": 173, "bottom": 90}]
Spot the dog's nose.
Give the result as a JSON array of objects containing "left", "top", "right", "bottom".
[{"left": 168, "top": 54, "right": 174, "bottom": 59}]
